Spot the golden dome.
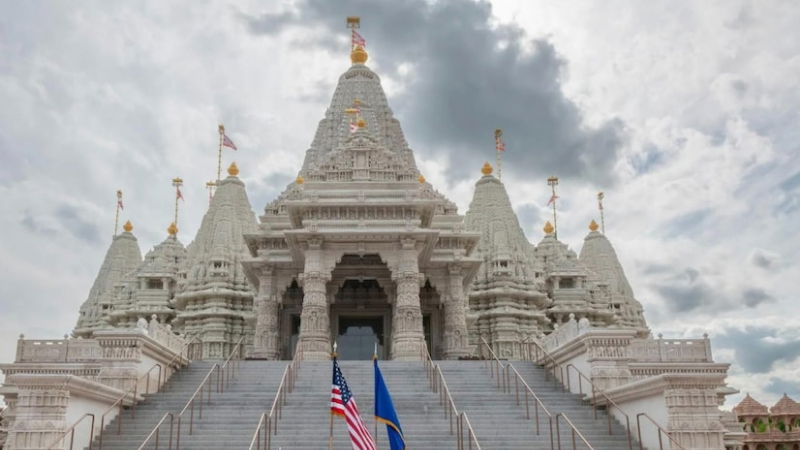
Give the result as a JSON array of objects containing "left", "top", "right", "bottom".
[
  {"left": 543, "top": 221, "right": 555, "bottom": 234},
  {"left": 589, "top": 220, "right": 599, "bottom": 232},
  {"left": 295, "top": 175, "right": 305, "bottom": 185},
  {"left": 122, "top": 220, "right": 133, "bottom": 233},
  {"left": 481, "top": 162, "right": 493, "bottom": 176},
  {"left": 417, "top": 174, "right": 426, "bottom": 184},
  {"left": 167, "top": 222, "right": 178, "bottom": 236},
  {"left": 351, "top": 45, "right": 368, "bottom": 64},
  {"left": 227, "top": 162, "right": 239, "bottom": 176},
  {"left": 356, "top": 118, "right": 366, "bottom": 128}
]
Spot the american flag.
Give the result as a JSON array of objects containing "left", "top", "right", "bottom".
[
  {"left": 222, "top": 133, "right": 238, "bottom": 150},
  {"left": 352, "top": 30, "right": 366, "bottom": 47},
  {"left": 495, "top": 135, "right": 505, "bottom": 152},
  {"left": 176, "top": 187, "right": 184, "bottom": 201},
  {"left": 331, "top": 358, "right": 376, "bottom": 450},
  {"left": 547, "top": 194, "right": 558, "bottom": 206}
]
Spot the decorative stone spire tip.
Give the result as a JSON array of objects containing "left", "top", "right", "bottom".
[
  {"left": 481, "top": 162, "right": 493, "bottom": 176},
  {"left": 589, "top": 219, "right": 599, "bottom": 232},
  {"left": 295, "top": 175, "right": 305, "bottom": 185},
  {"left": 543, "top": 221, "right": 554, "bottom": 235},
  {"left": 123, "top": 220, "right": 133, "bottom": 233},
  {"left": 167, "top": 222, "right": 178, "bottom": 236},
  {"left": 351, "top": 45, "right": 368, "bottom": 64},
  {"left": 417, "top": 174, "right": 426, "bottom": 184},
  {"left": 227, "top": 162, "right": 239, "bottom": 177}
]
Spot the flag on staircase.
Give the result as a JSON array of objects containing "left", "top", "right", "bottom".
[
  {"left": 331, "top": 357, "right": 376, "bottom": 450},
  {"left": 374, "top": 357, "right": 405, "bottom": 450}
]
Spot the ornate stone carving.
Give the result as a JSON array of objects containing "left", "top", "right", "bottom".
[{"left": 297, "top": 246, "right": 333, "bottom": 360}]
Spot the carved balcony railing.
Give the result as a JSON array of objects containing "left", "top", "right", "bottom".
[{"left": 629, "top": 334, "right": 712, "bottom": 363}]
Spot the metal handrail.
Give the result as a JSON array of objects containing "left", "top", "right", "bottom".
[
  {"left": 637, "top": 413, "right": 686, "bottom": 450},
  {"left": 248, "top": 345, "right": 303, "bottom": 450},
  {"left": 47, "top": 413, "right": 95, "bottom": 450},
  {"left": 505, "top": 363, "right": 555, "bottom": 448},
  {"left": 565, "top": 364, "right": 633, "bottom": 450},
  {"left": 98, "top": 363, "right": 163, "bottom": 449},
  {"left": 218, "top": 336, "right": 246, "bottom": 393},
  {"left": 522, "top": 339, "right": 566, "bottom": 388},
  {"left": 482, "top": 338, "right": 600, "bottom": 450},
  {"left": 174, "top": 363, "right": 221, "bottom": 449},
  {"left": 555, "top": 413, "right": 595, "bottom": 450},
  {"left": 419, "top": 343, "right": 482, "bottom": 449},
  {"left": 163, "top": 334, "right": 202, "bottom": 379},
  {"left": 137, "top": 412, "right": 174, "bottom": 450},
  {"left": 478, "top": 338, "right": 510, "bottom": 391}
]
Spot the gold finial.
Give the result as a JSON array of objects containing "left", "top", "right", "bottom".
[
  {"left": 218, "top": 124, "right": 225, "bottom": 134},
  {"left": 123, "top": 220, "right": 133, "bottom": 233},
  {"left": 543, "top": 221, "right": 554, "bottom": 235},
  {"left": 295, "top": 175, "right": 305, "bottom": 185},
  {"left": 227, "top": 162, "right": 239, "bottom": 176},
  {"left": 167, "top": 222, "right": 178, "bottom": 236},
  {"left": 589, "top": 220, "right": 599, "bottom": 232},
  {"left": 481, "top": 162, "right": 493, "bottom": 175},
  {"left": 345, "top": 108, "right": 359, "bottom": 115},
  {"left": 417, "top": 174, "right": 426, "bottom": 184},
  {"left": 351, "top": 45, "right": 368, "bottom": 64},
  {"left": 356, "top": 117, "right": 366, "bottom": 128}
]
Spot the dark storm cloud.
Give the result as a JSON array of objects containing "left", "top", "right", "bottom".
[
  {"left": 765, "top": 378, "right": 800, "bottom": 398},
  {"left": 714, "top": 326, "right": 800, "bottom": 374},
  {"left": 54, "top": 206, "right": 101, "bottom": 244},
  {"left": 741, "top": 288, "right": 775, "bottom": 308},
  {"left": 243, "top": 0, "right": 625, "bottom": 185},
  {"left": 749, "top": 249, "right": 778, "bottom": 269}
]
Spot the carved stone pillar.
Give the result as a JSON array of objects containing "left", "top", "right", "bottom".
[
  {"left": 297, "top": 239, "right": 331, "bottom": 361},
  {"left": 6, "top": 384, "right": 69, "bottom": 450},
  {"left": 586, "top": 334, "right": 633, "bottom": 391},
  {"left": 442, "top": 264, "right": 469, "bottom": 359},
  {"left": 390, "top": 238, "right": 424, "bottom": 360},
  {"left": 252, "top": 266, "right": 280, "bottom": 359}
]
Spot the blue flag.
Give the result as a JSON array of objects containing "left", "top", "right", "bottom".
[{"left": 374, "top": 358, "right": 405, "bottom": 450}]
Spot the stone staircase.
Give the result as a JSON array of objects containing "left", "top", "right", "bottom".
[
  {"left": 89, "top": 359, "right": 639, "bottom": 449},
  {"left": 263, "top": 360, "right": 455, "bottom": 450},
  {"left": 91, "top": 360, "right": 286, "bottom": 449},
  {"left": 439, "top": 360, "right": 636, "bottom": 450}
]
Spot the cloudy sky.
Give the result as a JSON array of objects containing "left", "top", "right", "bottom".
[{"left": 1, "top": 0, "right": 799, "bottom": 408}]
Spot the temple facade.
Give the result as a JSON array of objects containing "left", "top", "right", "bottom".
[{"left": 67, "top": 44, "right": 650, "bottom": 362}]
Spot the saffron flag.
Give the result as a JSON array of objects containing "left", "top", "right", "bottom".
[
  {"left": 331, "top": 357, "right": 376, "bottom": 450},
  {"left": 352, "top": 30, "right": 366, "bottom": 47},
  {"left": 222, "top": 134, "right": 238, "bottom": 150},
  {"left": 374, "top": 358, "right": 405, "bottom": 450},
  {"left": 547, "top": 194, "right": 558, "bottom": 206},
  {"left": 350, "top": 122, "right": 359, "bottom": 133}
]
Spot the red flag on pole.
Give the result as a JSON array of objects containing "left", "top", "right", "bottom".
[
  {"left": 222, "top": 134, "right": 237, "bottom": 150},
  {"left": 177, "top": 187, "right": 184, "bottom": 201}
]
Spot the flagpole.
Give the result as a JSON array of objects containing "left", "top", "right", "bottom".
[
  {"left": 172, "top": 177, "right": 183, "bottom": 230},
  {"left": 114, "top": 190, "right": 123, "bottom": 236},
  {"left": 495, "top": 129, "right": 503, "bottom": 180},
  {"left": 217, "top": 124, "right": 224, "bottom": 183},
  {"left": 547, "top": 176, "right": 559, "bottom": 239},
  {"left": 329, "top": 341, "right": 337, "bottom": 450},
  {"left": 597, "top": 191, "right": 605, "bottom": 234},
  {"left": 373, "top": 343, "right": 378, "bottom": 448},
  {"left": 206, "top": 181, "right": 216, "bottom": 205}
]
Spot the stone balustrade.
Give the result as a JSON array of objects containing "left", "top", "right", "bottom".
[
  {"left": 629, "top": 333, "right": 713, "bottom": 362},
  {"left": 15, "top": 337, "right": 103, "bottom": 363},
  {"left": 146, "top": 315, "right": 185, "bottom": 354},
  {"left": 539, "top": 313, "right": 591, "bottom": 351}
]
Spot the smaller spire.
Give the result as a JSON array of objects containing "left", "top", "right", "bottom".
[
  {"left": 123, "top": 220, "right": 134, "bottom": 233},
  {"left": 543, "top": 221, "right": 554, "bottom": 235},
  {"left": 589, "top": 220, "right": 599, "bottom": 232},
  {"left": 481, "top": 162, "right": 493, "bottom": 176},
  {"left": 167, "top": 222, "right": 178, "bottom": 236},
  {"left": 228, "top": 162, "right": 239, "bottom": 177}
]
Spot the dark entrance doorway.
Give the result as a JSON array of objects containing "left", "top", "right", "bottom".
[{"left": 337, "top": 316, "right": 384, "bottom": 360}]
